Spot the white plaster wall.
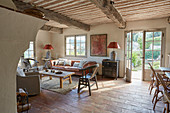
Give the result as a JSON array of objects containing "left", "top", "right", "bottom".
[
  {"left": 36, "top": 30, "right": 52, "bottom": 65},
  {"left": 0, "top": 7, "right": 46, "bottom": 113},
  {"left": 51, "top": 24, "right": 124, "bottom": 77},
  {"left": 0, "top": 0, "right": 16, "bottom": 9}
]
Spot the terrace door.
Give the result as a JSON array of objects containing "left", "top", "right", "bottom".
[
  {"left": 143, "top": 30, "right": 164, "bottom": 80},
  {"left": 125, "top": 31, "right": 132, "bottom": 82}
]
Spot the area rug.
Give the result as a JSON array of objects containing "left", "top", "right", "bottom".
[{"left": 41, "top": 76, "right": 78, "bottom": 95}]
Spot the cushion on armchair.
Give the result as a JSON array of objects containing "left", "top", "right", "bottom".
[{"left": 17, "top": 67, "right": 26, "bottom": 77}]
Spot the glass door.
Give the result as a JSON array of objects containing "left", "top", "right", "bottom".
[
  {"left": 125, "top": 31, "right": 132, "bottom": 82},
  {"left": 144, "top": 31, "right": 163, "bottom": 80}
]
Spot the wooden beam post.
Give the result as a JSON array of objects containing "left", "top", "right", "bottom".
[
  {"left": 41, "top": 25, "right": 63, "bottom": 34},
  {"left": 89, "top": 0, "right": 126, "bottom": 29},
  {"left": 13, "top": 0, "right": 90, "bottom": 31}
]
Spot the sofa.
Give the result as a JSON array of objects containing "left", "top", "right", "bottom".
[
  {"left": 16, "top": 67, "right": 40, "bottom": 95},
  {"left": 50, "top": 59, "right": 97, "bottom": 76}
]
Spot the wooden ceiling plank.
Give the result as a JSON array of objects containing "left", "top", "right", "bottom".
[
  {"left": 53, "top": 2, "right": 92, "bottom": 12},
  {"left": 34, "top": 0, "right": 53, "bottom": 6},
  {"left": 51, "top": 0, "right": 91, "bottom": 11},
  {"left": 117, "top": 0, "right": 168, "bottom": 9},
  {"left": 119, "top": 4, "right": 170, "bottom": 13},
  {"left": 126, "top": 14, "right": 169, "bottom": 21},
  {"left": 46, "top": 0, "right": 84, "bottom": 9},
  {"left": 67, "top": 11, "right": 105, "bottom": 17},
  {"left": 59, "top": 5, "right": 96, "bottom": 13},
  {"left": 13, "top": 0, "right": 90, "bottom": 31},
  {"left": 88, "top": 0, "right": 126, "bottom": 28},
  {"left": 63, "top": 9, "right": 100, "bottom": 16},
  {"left": 114, "top": 0, "right": 149, "bottom": 7},
  {"left": 38, "top": 0, "right": 66, "bottom": 7},
  {"left": 122, "top": 7, "right": 170, "bottom": 16},
  {"left": 46, "top": 0, "right": 79, "bottom": 9},
  {"left": 117, "top": 1, "right": 170, "bottom": 11}
]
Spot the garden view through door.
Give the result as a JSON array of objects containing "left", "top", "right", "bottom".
[
  {"left": 125, "top": 30, "right": 163, "bottom": 81},
  {"left": 132, "top": 31, "right": 143, "bottom": 80},
  {"left": 144, "top": 31, "right": 163, "bottom": 80}
]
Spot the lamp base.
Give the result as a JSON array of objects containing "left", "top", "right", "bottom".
[
  {"left": 110, "top": 51, "right": 117, "bottom": 61},
  {"left": 46, "top": 51, "right": 51, "bottom": 59}
]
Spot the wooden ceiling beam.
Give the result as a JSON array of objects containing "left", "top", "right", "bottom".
[
  {"left": 41, "top": 25, "right": 63, "bottom": 34},
  {"left": 13, "top": 0, "right": 90, "bottom": 31},
  {"left": 88, "top": 0, "right": 126, "bottom": 29}
]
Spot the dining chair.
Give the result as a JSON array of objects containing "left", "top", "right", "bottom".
[
  {"left": 77, "top": 64, "right": 99, "bottom": 96},
  {"left": 157, "top": 73, "right": 170, "bottom": 113},
  {"left": 149, "top": 63, "right": 164, "bottom": 110},
  {"left": 148, "top": 63, "right": 155, "bottom": 95}
]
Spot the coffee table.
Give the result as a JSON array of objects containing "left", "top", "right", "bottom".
[{"left": 39, "top": 70, "right": 75, "bottom": 88}]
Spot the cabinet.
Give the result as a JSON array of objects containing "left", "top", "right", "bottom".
[{"left": 102, "top": 60, "right": 119, "bottom": 79}]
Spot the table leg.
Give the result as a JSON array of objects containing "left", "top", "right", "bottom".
[
  {"left": 60, "top": 78, "right": 63, "bottom": 88},
  {"left": 49, "top": 76, "right": 52, "bottom": 80},
  {"left": 40, "top": 74, "right": 42, "bottom": 80},
  {"left": 69, "top": 76, "right": 72, "bottom": 84}
]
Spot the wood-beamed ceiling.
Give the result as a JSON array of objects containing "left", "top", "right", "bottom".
[{"left": 14, "top": 0, "right": 170, "bottom": 29}]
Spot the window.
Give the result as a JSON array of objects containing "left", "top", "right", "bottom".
[
  {"left": 65, "top": 35, "right": 86, "bottom": 57},
  {"left": 24, "top": 41, "right": 34, "bottom": 59}
]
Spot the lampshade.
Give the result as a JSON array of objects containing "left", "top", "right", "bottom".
[
  {"left": 43, "top": 44, "right": 54, "bottom": 50},
  {"left": 107, "top": 42, "right": 120, "bottom": 49}
]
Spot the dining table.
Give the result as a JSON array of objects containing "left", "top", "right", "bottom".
[
  {"left": 159, "top": 67, "right": 170, "bottom": 73},
  {"left": 165, "top": 72, "right": 170, "bottom": 78}
]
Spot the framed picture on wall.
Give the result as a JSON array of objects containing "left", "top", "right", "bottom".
[{"left": 90, "top": 34, "right": 107, "bottom": 56}]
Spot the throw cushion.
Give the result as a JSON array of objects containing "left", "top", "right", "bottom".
[
  {"left": 57, "top": 60, "right": 65, "bottom": 66},
  {"left": 17, "top": 67, "right": 26, "bottom": 77},
  {"left": 78, "top": 61, "right": 87, "bottom": 68},
  {"left": 73, "top": 62, "right": 80, "bottom": 67}
]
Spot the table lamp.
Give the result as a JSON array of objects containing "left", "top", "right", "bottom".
[
  {"left": 107, "top": 42, "right": 120, "bottom": 60},
  {"left": 43, "top": 44, "right": 54, "bottom": 59}
]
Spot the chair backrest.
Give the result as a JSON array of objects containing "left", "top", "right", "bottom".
[
  {"left": 148, "top": 63, "right": 159, "bottom": 86},
  {"left": 89, "top": 64, "right": 99, "bottom": 79},
  {"left": 156, "top": 73, "right": 168, "bottom": 91}
]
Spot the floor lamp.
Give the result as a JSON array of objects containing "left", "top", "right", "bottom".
[{"left": 107, "top": 42, "right": 120, "bottom": 60}]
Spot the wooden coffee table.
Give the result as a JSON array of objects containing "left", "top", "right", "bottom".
[{"left": 39, "top": 70, "right": 75, "bottom": 88}]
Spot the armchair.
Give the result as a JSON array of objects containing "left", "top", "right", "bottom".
[{"left": 16, "top": 67, "right": 40, "bottom": 96}]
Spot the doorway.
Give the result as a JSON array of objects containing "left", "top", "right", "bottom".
[
  {"left": 131, "top": 31, "right": 143, "bottom": 80},
  {"left": 124, "top": 30, "right": 164, "bottom": 82}
]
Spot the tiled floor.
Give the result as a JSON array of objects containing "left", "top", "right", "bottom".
[{"left": 28, "top": 76, "right": 164, "bottom": 113}]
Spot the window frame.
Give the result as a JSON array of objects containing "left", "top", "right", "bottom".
[
  {"left": 65, "top": 34, "right": 87, "bottom": 57},
  {"left": 24, "top": 41, "right": 35, "bottom": 59}
]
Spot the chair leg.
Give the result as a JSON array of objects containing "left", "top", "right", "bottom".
[
  {"left": 150, "top": 86, "right": 154, "bottom": 95},
  {"left": 152, "top": 89, "right": 157, "bottom": 103},
  {"left": 153, "top": 91, "right": 159, "bottom": 110},
  {"left": 77, "top": 79, "right": 81, "bottom": 93},
  {"left": 94, "top": 76, "right": 98, "bottom": 89},
  {"left": 166, "top": 103, "right": 169, "bottom": 113},
  {"left": 163, "top": 106, "right": 166, "bottom": 113},
  {"left": 88, "top": 80, "right": 91, "bottom": 96}
]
